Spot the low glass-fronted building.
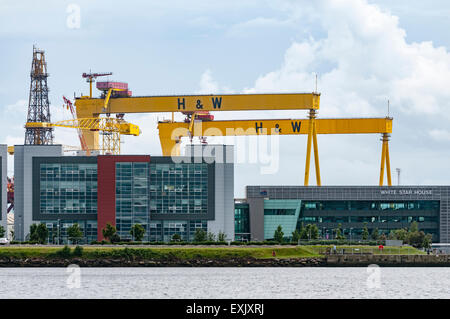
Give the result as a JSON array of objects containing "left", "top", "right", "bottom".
[
  {"left": 33, "top": 156, "right": 99, "bottom": 244},
  {"left": 14, "top": 144, "right": 234, "bottom": 243},
  {"left": 298, "top": 199, "right": 439, "bottom": 240},
  {"left": 234, "top": 200, "right": 250, "bottom": 241},
  {"left": 242, "top": 186, "right": 450, "bottom": 242}
]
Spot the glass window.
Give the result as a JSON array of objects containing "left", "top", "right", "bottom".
[
  {"left": 39, "top": 162, "right": 98, "bottom": 215},
  {"left": 116, "top": 162, "right": 150, "bottom": 241},
  {"left": 149, "top": 162, "right": 209, "bottom": 216}
]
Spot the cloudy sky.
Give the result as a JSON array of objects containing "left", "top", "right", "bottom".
[{"left": 1, "top": 0, "right": 450, "bottom": 197}]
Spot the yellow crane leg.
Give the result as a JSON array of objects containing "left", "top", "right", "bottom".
[
  {"left": 379, "top": 137, "right": 387, "bottom": 186},
  {"left": 304, "top": 118, "right": 314, "bottom": 186},
  {"left": 160, "top": 137, "right": 181, "bottom": 156},
  {"left": 385, "top": 139, "right": 392, "bottom": 186},
  {"left": 103, "top": 88, "right": 113, "bottom": 113},
  {"left": 312, "top": 121, "right": 321, "bottom": 186}
]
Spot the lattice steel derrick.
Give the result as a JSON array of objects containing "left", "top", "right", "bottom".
[
  {"left": 24, "top": 46, "right": 54, "bottom": 145},
  {"left": 101, "top": 117, "right": 121, "bottom": 154},
  {"left": 102, "top": 131, "right": 121, "bottom": 155}
]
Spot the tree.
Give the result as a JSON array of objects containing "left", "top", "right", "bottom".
[
  {"left": 171, "top": 233, "right": 182, "bottom": 242},
  {"left": 102, "top": 223, "right": 117, "bottom": 242},
  {"left": 207, "top": 232, "right": 216, "bottom": 241},
  {"left": 407, "top": 230, "right": 426, "bottom": 248},
  {"left": 308, "top": 224, "right": 319, "bottom": 240},
  {"left": 30, "top": 223, "right": 48, "bottom": 244},
  {"left": 37, "top": 224, "right": 49, "bottom": 244},
  {"left": 300, "top": 224, "right": 319, "bottom": 240},
  {"left": 0, "top": 225, "right": 5, "bottom": 238},
  {"left": 273, "top": 225, "right": 284, "bottom": 243},
  {"left": 387, "top": 231, "right": 396, "bottom": 240},
  {"left": 335, "top": 224, "right": 345, "bottom": 240},
  {"left": 130, "top": 224, "right": 145, "bottom": 241},
  {"left": 380, "top": 233, "right": 387, "bottom": 242},
  {"left": 409, "top": 221, "right": 419, "bottom": 233},
  {"left": 291, "top": 229, "right": 301, "bottom": 243},
  {"left": 67, "top": 223, "right": 83, "bottom": 244},
  {"left": 217, "top": 231, "right": 227, "bottom": 242},
  {"left": 422, "top": 233, "right": 432, "bottom": 249},
  {"left": 299, "top": 222, "right": 306, "bottom": 239},
  {"left": 193, "top": 228, "right": 207, "bottom": 242},
  {"left": 371, "top": 228, "right": 379, "bottom": 241},
  {"left": 362, "top": 223, "right": 369, "bottom": 240},
  {"left": 29, "top": 224, "right": 39, "bottom": 242},
  {"left": 393, "top": 228, "right": 408, "bottom": 241}
]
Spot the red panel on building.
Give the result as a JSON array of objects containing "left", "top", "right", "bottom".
[{"left": 97, "top": 155, "right": 151, "bottom": 241}]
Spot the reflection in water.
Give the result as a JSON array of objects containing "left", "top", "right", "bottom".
[{"left": 0, "top": 267, "right": 448, "bottom": 299}]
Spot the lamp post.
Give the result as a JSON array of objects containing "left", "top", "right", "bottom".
[{"left": 57, "top": 219, "right": 61, "bottom": 245}]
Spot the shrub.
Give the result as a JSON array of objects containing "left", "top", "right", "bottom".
[
  {"left": 193, "top": 229, "right": 207, "bottom": 242},
  {"left": 73, "top": 245, "right": 83, "bottom": 257},
  {"left": 102, "top": 223, "right": 117, "bottom": 242},
  {"left": 217, "top": 231, "right": 227, "bottom": 242},
  {"left": 56, "top": 245, "right": 72, "bottom": 258},
  {"left": 130, "top": 224, "right": 146, "bottom": 241},
  {"left": 273, "top": 225, "right": 284, "bottom": 243},
  {"left": 67, "top": 223, "right": 83, "bottom": 244}
]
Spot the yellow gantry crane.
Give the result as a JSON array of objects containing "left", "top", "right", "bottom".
[
  {"left": 24, "top": 118, "right": 140, "bottom": 155},
  {"left": 74, "top": 75, "right": 393, "bottom": 186},
  {"left": 157, "top": 116, "right": 393, "bottom": 186},
  {"left": 75, "top": 92, "right": 320, "bottom": 151}
]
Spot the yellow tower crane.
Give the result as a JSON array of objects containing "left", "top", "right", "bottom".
[
  {"left": 157, "top": 117, "right": 393, "bottom": 186},
  {"left": 24, "top": 118, "right": 140, "bottom": 155}
]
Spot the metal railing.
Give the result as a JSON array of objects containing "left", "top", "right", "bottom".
[{"left": 309, "top": 246, "right": 425, "bottom": 256}]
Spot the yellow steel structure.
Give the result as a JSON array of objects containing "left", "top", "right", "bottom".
[
  {"left": 157, "top": 117, "right": 393, "bottom": 186},
  {"left": 25, "top": 118, "right": 140, "bottom": 155},
  {"left": 74, "top": 93, "right": 321, "bottom": 151},
  {"left": 379, "top": 133, "right": 392, "bottom": 187},
  {"left": 73, "top": 80, "right": 393, "bottom": 186}
]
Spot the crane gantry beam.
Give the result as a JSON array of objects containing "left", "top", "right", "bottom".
[
  {"left": 75, "top": 93, "right": 320, "bottom": 151},
  {"left": 25, "top": 118, "right": 141, "bottom": 155},
  {"left": 157, "top": 117, "right": 393, "bottom": 186},
  {"left": 75, "top": 93, "right": 320, "bottom": 114}
]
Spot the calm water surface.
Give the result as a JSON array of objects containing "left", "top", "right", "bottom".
[{"left": 0, "top": 267, "right": 449, "bottom": 299}]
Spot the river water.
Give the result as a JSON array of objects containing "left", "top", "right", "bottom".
[{"left": 0, "top": 267, "right": 449, "bottom": 299}]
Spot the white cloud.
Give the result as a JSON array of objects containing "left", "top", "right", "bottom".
[
  {"left": 227, "top": 17, "right": 294, "bottom": 37},
  {"left": 0, "top": 100, "right": 28, "bottom": 145},
  {"left": 242, "top": 0, "right": 450, "bottom": 119},
  {"left": 197, "top": 69, "right": 219, "bottom": 94},
  {"left": 429, "top": 129, "right": 450, "bottom": 142},
  {"left": 187, "top": 16, "right": 224, "bottom": 29},
  {"left": 191, "top": 0, "right": 450, "bottom": 194},
  {"left": 197, "top": 69, "right": 234, "bottom": 95},
  {"left": 4, "top": 99, "right": 27, "bottom": 113}
]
